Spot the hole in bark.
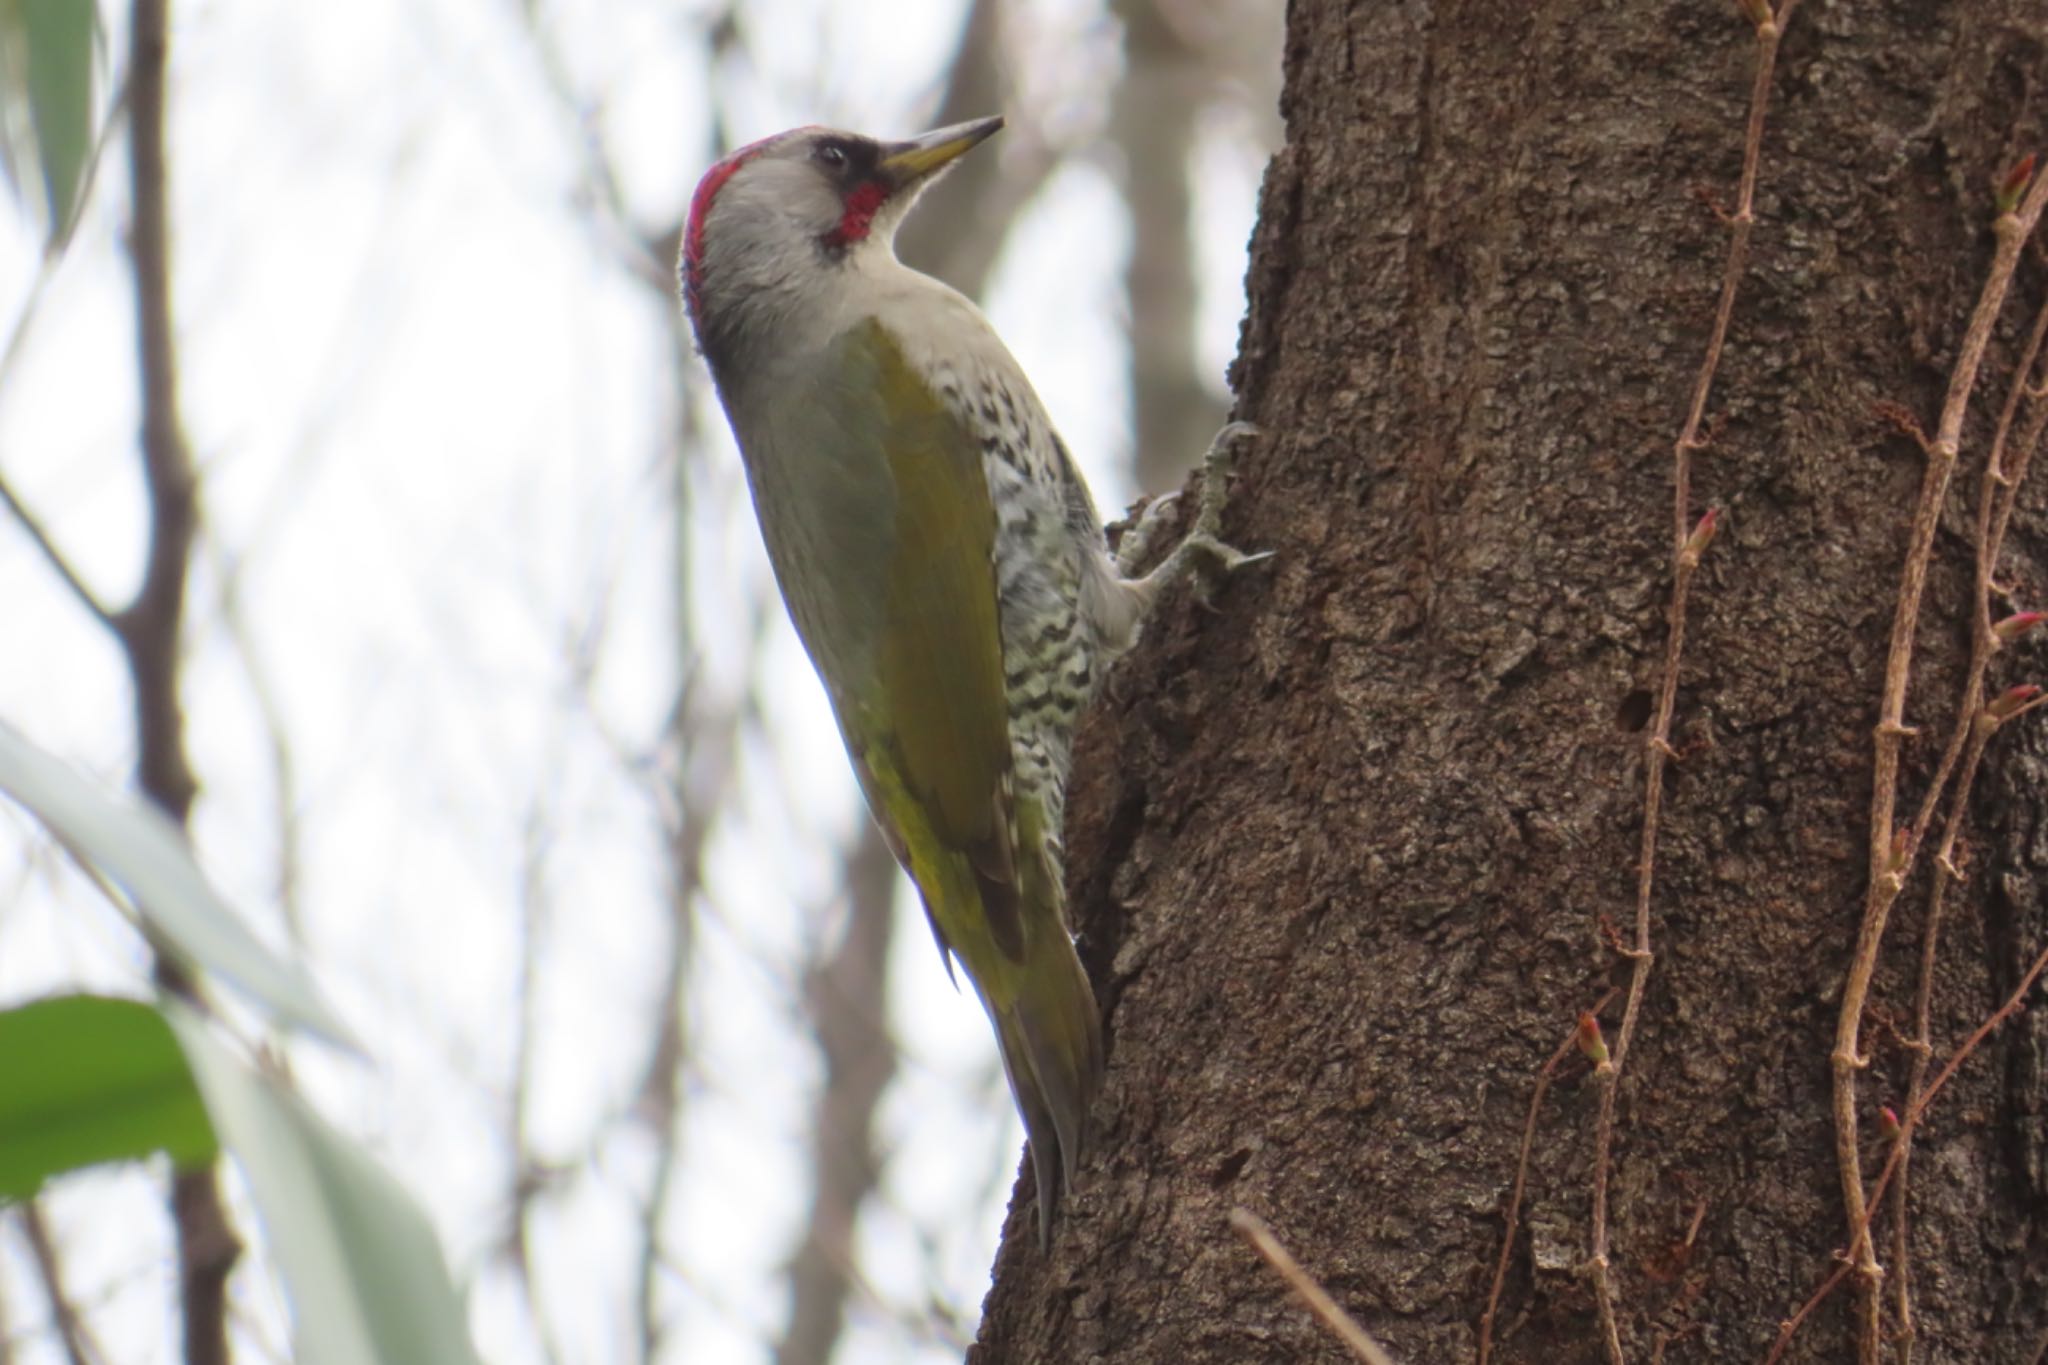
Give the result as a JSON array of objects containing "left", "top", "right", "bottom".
[
  {"left": 1209, "top": 1147, "right": 1253, "bottom": 1189},
  {"left": 1617, "top": 688, "right": 1654, "bottom": 732}
]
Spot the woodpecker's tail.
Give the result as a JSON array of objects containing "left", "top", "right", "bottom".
[
  {"left": 877, "top": 763, "right": 1104, "bottom": 1248},
  {"left": 981, "top": 912, "right": 1103, "bottom": 1248}
]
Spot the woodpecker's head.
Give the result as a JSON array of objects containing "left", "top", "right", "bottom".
[{"left": 681, "top": 116, "right": 1002, "bottom": 359}]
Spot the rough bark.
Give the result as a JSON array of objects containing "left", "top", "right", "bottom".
[{"left": 971, "top": 1, "right": 2048, "bottom": 1362}]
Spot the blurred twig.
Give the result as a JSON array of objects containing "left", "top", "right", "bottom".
[
  {"left": 633, "top": 356, "right": 751, "bottom": 1364},
  {"left": 632, "top": 664, "right": 740, "bottom": 1363},
  {"left": 507, "top": 787, "right": 570, "bottom": 1365},
  {"left": 0, "top": 473, "right": 114, "bottom": 626},
  {"left": 125, "top": 3, "right": 243, "bottom": 1360},
  {"left": 122, "top": 0, "right": 200, "bottom": 811},
  {"left": 205, "top": 535, "right": 305, "bottom": 954},
  {"left": 1110, "top": 0, "right": 1226, "bottom": 492},
  {"left": 510, "top": 0, "right": 670, "bottom": 292},
  {"left": 20, "top": 1204, "right": 100, "bottom": 1365},
  {"left": 0, "top": 68, "right": 131, "bottom": 605},
  {"left": 895, "top": 0, "right": 1062, "bottom": 293},
  {"left": 774, "top": 826, "right": 899, "bottom": 1365},
  {"left": 503, "top": 11, "right": 754, "bottom": 1356}
]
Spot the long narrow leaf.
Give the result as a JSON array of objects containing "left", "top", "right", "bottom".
[
  {"left": 167, "top": 1006, "right": 483, "bottom": 1365},
  {"left": 20, "top": 0, "right": 93, "bottom": 240},
  {"left": 0, "top": 724, "right": 356, "bottom": 1047}
]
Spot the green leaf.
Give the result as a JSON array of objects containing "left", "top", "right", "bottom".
[
  {"left": 0, "top": 0, "right": 95, "bottom": 243},
  {"left": 21, "top": 0, "right": 92, "bottom": 239},
  {"left": 0, "top": 994, "right": 216, "bottom": 1200},
  {"left": 166, "top": 1006, "right": 484, "bottom": 1365},
  {"left": 0, "top": 724, "right": 359, "bottom": 1048}
]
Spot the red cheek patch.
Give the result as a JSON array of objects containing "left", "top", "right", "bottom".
[{"left": 826, "top": 179, "right": 890, "bottom": 250}]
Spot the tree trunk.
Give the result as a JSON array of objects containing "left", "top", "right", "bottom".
[{"left": 971, "top": 1, "right": 2048, "bottom": 1362}]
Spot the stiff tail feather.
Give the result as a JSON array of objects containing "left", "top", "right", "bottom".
[
  {"left": 984, "top": 926, "right": 1103, "bottom": 1249},
  {"left": 875, "top": 760, "right": 1103, "bottom": 1248}
]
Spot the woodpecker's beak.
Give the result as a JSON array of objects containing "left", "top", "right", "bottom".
[{"left": 877, "top": 116, "right": 1003, "bottom": 187}]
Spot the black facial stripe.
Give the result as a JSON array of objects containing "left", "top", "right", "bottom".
[{"left": 811, "top": 135, "right": 880, "bottom": 186}]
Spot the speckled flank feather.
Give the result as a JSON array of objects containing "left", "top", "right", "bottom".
[{"left": 921, "top": 355, "right": 1116, "bottom": 859}]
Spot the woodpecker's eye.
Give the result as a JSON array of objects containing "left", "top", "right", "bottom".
[{"left": 814, "top": 142, "right": 849, "bottom": 171}]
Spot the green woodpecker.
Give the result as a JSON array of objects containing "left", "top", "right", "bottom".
[{"left": 681, "top": 115, "right": 1262, "bottom": 1243}]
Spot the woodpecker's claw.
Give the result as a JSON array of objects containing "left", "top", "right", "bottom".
[
  {"left": 1179, "top": 532, "right": 1276, "bottom": 608},
  {"left": 1133, "top": 421, "right": 1271, "bottom": 604},
  {"left": 1189, "top": 531, "right": 1275, "bottom": 575},
  {"left": 1116, "top": 491, "right": 1183, "bottom": 576},
  {"left": 1193, "top": 421, "right": 1260, "bottom": 542}
]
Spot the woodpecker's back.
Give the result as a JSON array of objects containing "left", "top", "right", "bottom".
[{"left": 682, "top": 117, "right": 1133, "bottom": 1243}]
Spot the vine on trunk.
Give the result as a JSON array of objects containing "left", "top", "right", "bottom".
[
  {"left": 1584, "top": 4, "right": 1798, "bottom": 1361},
  {"left": 1829, "top": 157, "right": 2048, "bottom": 1365}
]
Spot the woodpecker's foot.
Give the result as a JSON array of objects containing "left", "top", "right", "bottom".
[
  {"left": 1139, "top": 421, "right": 1273, "bottom": 605},
  {"left": 1115, "top": 491, "right": 1183, "bottom": 577},
  {"left": 1175, "top": 529, "right": 1276, "bottom": 606}
]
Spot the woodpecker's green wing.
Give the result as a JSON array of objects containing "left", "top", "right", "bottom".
[{"left": 788, "top": 318, "right": 1101, "bottom": 1240}]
